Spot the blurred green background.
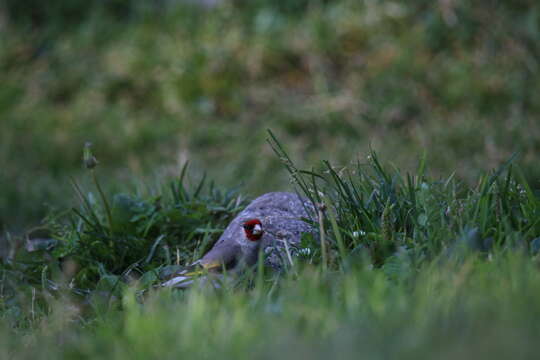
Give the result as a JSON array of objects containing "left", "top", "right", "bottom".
[{"left": 1, "top": 0, "right": 539, "bottom": 231}]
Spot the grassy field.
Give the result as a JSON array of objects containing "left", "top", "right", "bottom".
[
  {"left": 1, "top": 0, "right": 540, "bottom": 230},
  {"left": 2, "top": 1, "right": 540, "bottom": 359},
  {"left": 2, "top": 256, "right": 540, "bottom": 359},
  {"left": 2, "top": 138, "right": 540, "bottom": 359}
]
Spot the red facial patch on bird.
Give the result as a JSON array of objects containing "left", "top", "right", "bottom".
[{"left": 242, "top": 219, "right": 263, "bottom": 241}]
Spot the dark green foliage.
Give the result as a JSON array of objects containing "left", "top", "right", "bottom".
[
  {"left": 52, "top": 164, "right": 246, "bottom": 288},
  {"left": 0, "top": 163, "right": 246, "bottom": 322},
  {"left": 269, "top": 131, "right": 540, "bottom": 270}
]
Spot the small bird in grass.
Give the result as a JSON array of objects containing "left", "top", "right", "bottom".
[{"left": 162, "top": 192, "right": 314, "bottom": 288}]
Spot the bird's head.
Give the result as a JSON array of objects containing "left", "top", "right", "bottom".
[
  {"left": 192, "top": 218, "right": 264, "bottom": 277},
  {"left": 242, "top": 218, "right": 263, "bottom": 242}
]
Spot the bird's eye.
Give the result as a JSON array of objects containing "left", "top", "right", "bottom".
[{"left": 243, "top": 224, "right": 254, "bottom": 230}]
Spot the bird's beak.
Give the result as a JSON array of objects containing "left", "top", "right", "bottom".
[
  {"left": 202, "top": 261, "right": 223, "bottom": 272},
  {"left": 252, "top": 223, "right": 263, "bottom": 235},
  {"left": 162, "top": 260, "right": 223, "bottom": 288}
]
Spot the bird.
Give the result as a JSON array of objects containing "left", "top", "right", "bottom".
[{"left": 162, "top": 192, "right": 314, "bottom": 288}]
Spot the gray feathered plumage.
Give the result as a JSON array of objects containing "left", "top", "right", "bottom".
[{"left": 162, "top": 192, "right": 314, "bottom": 288}]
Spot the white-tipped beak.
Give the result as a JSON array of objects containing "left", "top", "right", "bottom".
[{"left": 252, "top": 223, "right": 263, "bottom": 235}]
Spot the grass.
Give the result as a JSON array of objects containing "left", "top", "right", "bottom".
[
  {"left": 2, "top": 256, "right": 540, "bottom": 359},
  {"left": 1, "top": 134, "right": 540, "bottom": 359},
  {"left": 2, "top": 1, "right": 540, "bottom": 358},
  {"left": 2, "top": 0, "right": 540, "bottom": 229}
]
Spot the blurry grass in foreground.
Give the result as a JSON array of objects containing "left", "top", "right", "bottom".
[{"left": 1, "top": 256, "right": 540, "bottom": 360}]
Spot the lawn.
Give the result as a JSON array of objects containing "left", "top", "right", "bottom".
[
  {"left": 1, "top": 0, "right": 540, "bottom": 229},
  {"left": 1, "top": 1, "right": 540, "bottom": 359}
]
